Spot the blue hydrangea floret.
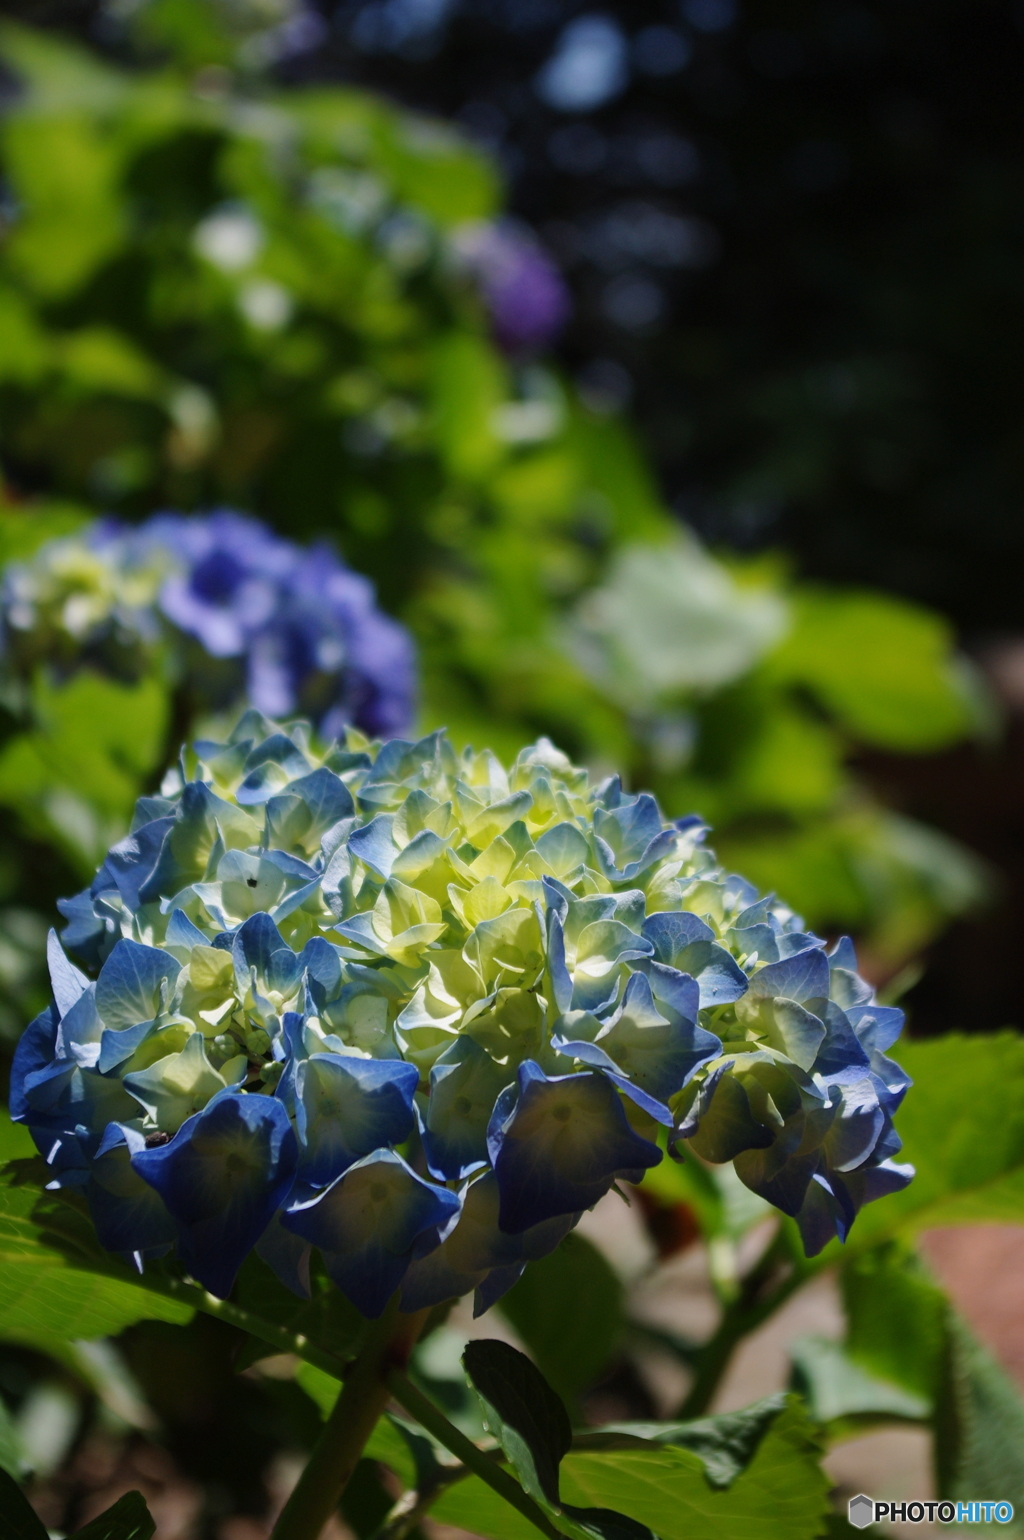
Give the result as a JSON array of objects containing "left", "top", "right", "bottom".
[{"left": 10, "top": 717, "right": 912, "bottom": 1315}]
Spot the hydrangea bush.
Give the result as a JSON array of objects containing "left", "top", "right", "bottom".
[
  {"left": 1, "top": 512, "right": 414, "bottom": 740},
  {"left": 11, "top": 714, "right": 912, "bottom": 1320}
]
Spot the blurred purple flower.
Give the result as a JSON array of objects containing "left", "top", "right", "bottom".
[
  {"left": 153, "top": 512, "right": 281, "bottom": 657},
  {"left": 91, "top": 509, "right": 415, "bottom": 739},
  {"left": 455, "top": 220, "right": 571, "bottom": 354}
]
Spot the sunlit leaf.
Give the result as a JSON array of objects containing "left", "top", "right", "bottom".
[
  {"left": 770, "top": 589, "right": 973, "bottom": 751},
  {"left": 0, "top": 1154, "right": 193, "bottom": 1343},
  {"left": 789, "top": 1335, "right": 929, "bottom": 1432},
  {"left": 432, "top": 1398, "right": 828, "bottom": 1540}
]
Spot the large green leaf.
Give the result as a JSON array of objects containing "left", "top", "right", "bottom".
[
  {"left": 936, "top": 1313, "right": 1024, "bottom": 1512},
  {"left": 461, "top": 1341, "right": 659, "bottom": 1540},
  {"left": 564, "top": 536, "right": 789, "bottom": 707},
  {"left": 0, "top": 499, "right": 89, "bottom": 563},
  {"left": 432, "top": 1398, "right": 829, "bottom": 1540},
  {"left": 0, "top": 671, "right": 169, "bottom": 873},
  {"left": 430, "top": 333, "right": 507, "bottom": 483},
  {"left": 574, "top": 1394, "right": 795, "bottom": 1489},
  {"left": 430, "top": 1483, "right": 540, "bottom": 1540},
  {"left": 0, "top": 1113, "right": 36, "bottom": 1163},
  {"left": 499, "top": 1234, "right": 624, "bottom": 1413},
  {"left": 0, "top": 1238, "right": 192, "bottom": 1343},
  {"left": 770, "top": 589, "right": 973, "bottom": 750},
  {"left": 841, "top": 1243, "right": 946, "bottom": 1403},
  {"left": 0, "top": 1153, "right": 193, "bottom": 1344},
  {"left": 789, "top": 1336, "right": 929, "bottom": 1432}
]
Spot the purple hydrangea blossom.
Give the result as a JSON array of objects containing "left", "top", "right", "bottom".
[
  {"left": 454, "top": 220, "right": 571, "bottom": 354},
  {"left": 148, "top": 512, "right": 415, "bottom": 737}
]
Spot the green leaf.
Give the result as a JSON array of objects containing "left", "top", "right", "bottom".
[
  {"left": 0, "top": 284, "right": 50, "bottom": 384},
  {"left": 789, "top": 1336, "right": 930, "bottom": 1431},
  {"left": 559, "top": 1399, "right": 827, "bottom": 1540},
  {"left": 429, "top": 1482, "right": 540, "bottom": 1540},
  {"left": 841, "top": 1243, "right": 946, "bottom": 1403},
  {"left": 0, "top": 672, "right": 169, "bottom": 873},
  {"left": 462, "top": 1339, "right": 571, "bottom": 1507},
  {"left": 59, "top": 326, "right": 166, "bottom": 401},
  {"left": 433, "top": 1397, "right": 829, "bottom": 1540},
  {"left": 574, "top": 1394, "right": 792, "bottom": 1489},
  {"left": 0, "top": 1465, "right": 48, "bottom": 1540},
  {"left": 825, "top": 1034, "right": 1024, "bottom": 1259},
  {"left": 0, "top": 1162, "right": 193, "bottom": 1344},
  {"left": 936, "top": 1312, "right": 1024, "bottom": 1510},
  {"left": 339, "top": 1460, "right": 394, "bottom": 1540},
  {"left": 565, "top": 536, "right": 789, "bottom": 707},
  {"left": 770, "top": 589, "right": 972, "bottom": 751},
  {"left": 0, "top": 498, "right": 89, "bottom": 564},
  {"left": 499, "top": 1234, "right": 623, "bottom": 1413},
  {"left": 70, "top": 1490, "right": 155, "bottom": 1540},
  {"left": 293, "top": 1360, "right": 341, "bottom": 1419},
  {"left": 430, "top": 333, "right": 507, "bottom": 483},
  {"left": 0, "top": 1390, "right": 25, "bottom": 1479},
  {"left": 0, "top": 1113, "right": 36, "bottom": 1164},
  {"left": 565, "top": 412, "right": 670, "bottom": 545},
  {"left": 0, "top": 1248, "right": 192, "bottom": 1344}
]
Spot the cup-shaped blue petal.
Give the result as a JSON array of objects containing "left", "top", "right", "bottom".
[
  {"left": 423, "top": 1036, "right": 514, "bottom": 1182},
  {"left": 294, "top": 1052, "right": 419, "bottom": 1187},
  {"left": 488, "top": 1061, "right": 660, "bottom": 1233},
  {"left": 131, "top": 1088, "right": 298, "bottom": 1298},
  {"left": 87, "top": 1132, "right": 177, "bottom": 1257},
  {"left": 282, "top": 1149, "right": 460, "bottom": 1317}
]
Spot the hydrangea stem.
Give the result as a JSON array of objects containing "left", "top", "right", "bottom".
[
  {"left": 270, "top": 1300, "right": 427, "bottom": 1540},
  {"left": 386, "top": 1369, "right": 561, "bottom": 1539},
  {"left": 140, "top": 1269, "right": 556, "bottom": 1535},
  {"left": 677, "top": 1228, "right": 815, "bottom": 1417}
]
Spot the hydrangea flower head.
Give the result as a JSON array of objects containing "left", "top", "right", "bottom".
[
  {"left": 1, "top": 511, "right": 414, "bottom": 739},
  {"left": 11, "top": 717, "right": 912, "bottom": 1315}
]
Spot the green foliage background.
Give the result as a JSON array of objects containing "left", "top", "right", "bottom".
[
  {"left": 0, "top": 7, "right": 1020, "bottom": 1535},
  {"left": 0, "top": 9, "right": 992, "bottom": 1017}
]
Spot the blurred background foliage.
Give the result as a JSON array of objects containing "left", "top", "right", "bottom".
[
  {"left": 0, "top": 3, "right": 1023, "bottom": 1536},
  {"left": 0, "top": 2, "right": 997, "bottom": 1052}
]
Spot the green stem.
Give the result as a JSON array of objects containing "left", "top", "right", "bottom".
[
  {"left": 73, "top": 1255, "right": 559, "bottom": 1537},
  {"left": 677, "top": 1232, "right": 816, "bottom": 1418},
  {"left": 155, "top": 1273, "right": 350, "bottom": 1379},
  {"left": 270, "top": 1300, "right": 428, "bottom": 1540},
  {"left": 386, "top": 1368, "right": 561, "bottom": 1540}
]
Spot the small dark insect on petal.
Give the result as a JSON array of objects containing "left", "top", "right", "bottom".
[
  {"left": 247, "top": 878, "right": 258, "bottom": 888},
  {"left": 145, "top": 1131, "right": 171, "bottom": 1147}
]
